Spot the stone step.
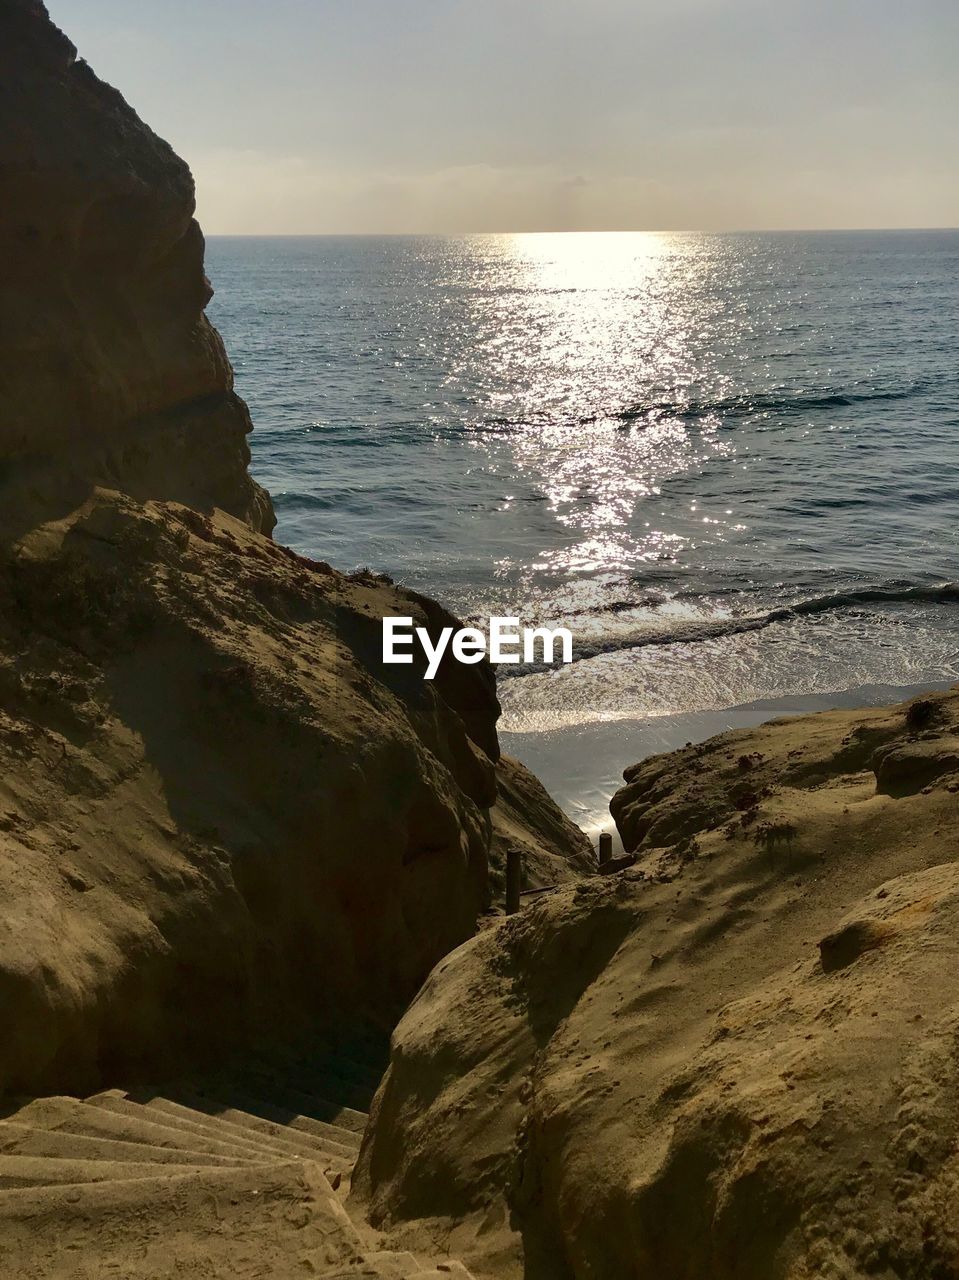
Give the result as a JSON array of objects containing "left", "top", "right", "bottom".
[
  {"left": 190, "top": 1082, "right": 368, "bottom": 1146},
  {"left": 139, "top": 1094, "right": 356, "bottom": 1167},
  {"left": 0, "top": 1152, "right": 212, "bottom": 1188},
  {"left": 239, "top": 1059, "right": 376, "bottom": 1113},
  {"left": 288, "top": 1065, "right": 378, "bottom": 1113},
  {"left": 224, "top": 1079, "right": 370, "bottom": 1134},
  {"left": 0, "top": 1094, "right": 476, "bottom": 1279},
  {"left": 82, "top": 1093, "right": 291, "bottom": 1164},
  {"left": 6, "top": 1096, "right": 267, "bottom": 1166},
  {"left": 168, "top": 1087, "right": 362, "bottom": 1153},
  {"left": 0, "top": 1119, "right": 242, "bottom": 1169},
  {"left": 88, "top": 1090, "right": 303, "bottom": 1162}
]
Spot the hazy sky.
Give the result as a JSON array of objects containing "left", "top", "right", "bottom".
[{"left": 53, "top": 0, "right": 958, "bottom": 233}]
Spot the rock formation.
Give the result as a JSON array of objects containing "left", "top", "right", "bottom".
[
  {"left": 0, "top": 0, "right": 588, "bottom": 1101},
  {"left": 0, "top": 0, "right": 273, "bottom": 537},
  {"left": 356, "top": 689, "right": 959, "bottom": 1279},
  {"left": 10, "top": 4, "right": 959, "bottom": 1278}
]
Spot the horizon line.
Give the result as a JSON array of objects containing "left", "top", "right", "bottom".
[{"left": 203, "top": 226, "right": 959, "bottom": 238}]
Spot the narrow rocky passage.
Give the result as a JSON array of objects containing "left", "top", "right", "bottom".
[{"left": 0, "top": 1042, "right": 476, "bottom": 1279}]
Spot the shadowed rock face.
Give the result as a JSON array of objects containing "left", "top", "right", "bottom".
[
  {"left": 0, "top": 2, "right": 591, "bottom": 1097},
  {"left": 0, "top": 497, "right": 499, "bottom": 1093},
  {"left": 0, "top": 0, "right": 274, "bottom": 536}
]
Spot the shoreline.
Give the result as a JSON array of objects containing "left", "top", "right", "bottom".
[{"left": 501, "top": 677, "right": 956, "bottom": 852}]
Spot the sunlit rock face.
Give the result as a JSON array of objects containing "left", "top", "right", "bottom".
[
  {"left": 0, "top": 0, "right": 274, "bottom": 536},
  {"left": 356, "top": 689, "right": 959, "bottom": 1280}
]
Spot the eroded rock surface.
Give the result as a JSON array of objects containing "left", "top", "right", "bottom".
[
  {"left": 0, "top": 1, "right": 590, "bottom": 1098},
  {"left": 0, "top": 495, "right": 501, "bottom": 1092},
  {"left": 356, "top": 689, "right": 959, "bottom": 1279}
]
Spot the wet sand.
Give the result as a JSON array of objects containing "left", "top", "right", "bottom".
[{"left": 502, "top": 678, "right": 955, "bottom": 852}]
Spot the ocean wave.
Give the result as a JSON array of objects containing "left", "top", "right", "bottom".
[
  {"left": 498, "top": 581, "right": 959, "bottom": 676},
  {"left": 475, "top": 381, "right": 938, "bottom": 437},
  {"left": 609, "top": 384, "right": 925, "bottom": 427}
]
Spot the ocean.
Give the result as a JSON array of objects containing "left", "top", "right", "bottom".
[{"left": 206, "top": 231, "right": 959, "bottom": 830}]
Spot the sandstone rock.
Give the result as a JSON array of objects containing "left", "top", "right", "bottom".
[
  {"left": 872, "top": 737, "right": 959, "bottom": 796},
  {"left": 356, "top": 688, "right": 959, "bottom": 1279},
  {"left": 0, "top": 494, "right": 500, "bottom": 1092},
  {"left": 0, "top": 1, "right": 591, "bottom": 1099},
  {"left": 0, "top": 0, "right": 273, "bottom": 536}
]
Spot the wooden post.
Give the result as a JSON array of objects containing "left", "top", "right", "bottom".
[
  {"left": 599, "top": 832, "right": 612, "bottom": 867},
  {"left": 506, "top": 848, "right": 522, "bottom": 915}
]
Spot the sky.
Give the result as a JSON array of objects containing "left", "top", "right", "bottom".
[{"left": 52, "top": 0, "right": 959, "bottom": 234}]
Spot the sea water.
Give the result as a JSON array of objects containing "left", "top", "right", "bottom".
[{"left": 207, "top": 231, "right": 959, "bottom": 818}]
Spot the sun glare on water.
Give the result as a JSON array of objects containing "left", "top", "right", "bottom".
[{"left": 465, "top": 231, "right": 733, "bottom": 580}]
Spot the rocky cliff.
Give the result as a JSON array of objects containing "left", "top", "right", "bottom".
[
  {"left": 355, "top": 689, "right": 959, "bottom": 1279},
  {"left": 0, "top": 0, "right": 273, "bottom": 537},
  {"left": 0, "top": 0, "right": 589, "bottom": 1098}
]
